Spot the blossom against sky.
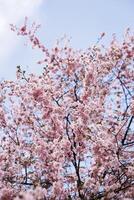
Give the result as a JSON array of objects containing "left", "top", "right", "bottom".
[
  {"left": 0, "top": 0, "right": 134, "bottom": 79},
  {"left": 0, "top": 0, "right": 44, "bottom": 79},
  {"left": 0, "top": 0, "right": 43, "bottom": 54}
]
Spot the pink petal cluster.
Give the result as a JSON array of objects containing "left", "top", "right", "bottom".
[{"left": 0, "top": 21, "right": 133, "bottom": 199}]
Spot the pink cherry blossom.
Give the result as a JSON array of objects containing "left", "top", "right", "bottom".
[{"left": 0, "top": 21, "right": 133, "bottom": 199}]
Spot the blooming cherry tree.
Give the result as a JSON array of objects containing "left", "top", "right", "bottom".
[{"left": 0, "top": 21, "right": 134, "bottom": 199}]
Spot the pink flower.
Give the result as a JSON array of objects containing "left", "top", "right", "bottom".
[
  {"left": 20, "top": 26, "right": 26, "bottom": 33},
  {"left": 33, "top": 89, "right": 43, "bottom": 101}
]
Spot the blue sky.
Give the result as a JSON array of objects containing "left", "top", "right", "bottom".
[{"left": 0, "top": 0, "right": 134, "bottom": 80}]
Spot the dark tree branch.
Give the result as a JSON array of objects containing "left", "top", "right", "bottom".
[{"left": 122, "top": 116, "right": 134, "bottom": 145}]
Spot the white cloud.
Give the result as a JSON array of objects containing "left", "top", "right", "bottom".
[{"left": 0, "top": 0, "right": 44, "bottom": 62}]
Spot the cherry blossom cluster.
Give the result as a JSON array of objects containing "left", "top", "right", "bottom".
[{"left": 0, "top": 21, "right": 133, "bottom": 199}]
